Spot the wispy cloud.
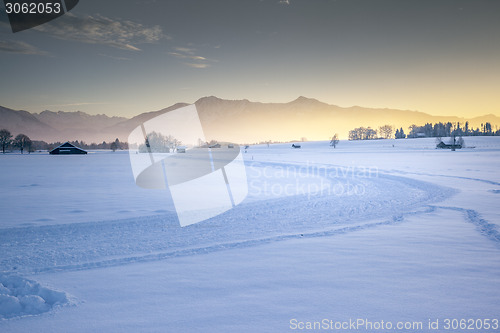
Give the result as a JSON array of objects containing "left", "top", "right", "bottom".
[
  {"left": 183, "top": 63, "right": 209, "bottom": 69},
  {"left": 98, "top": 53, "right": 131, "bottom": 61},
  {"left": 168, "top": 52, "right": 206, "bottom": 61},
  {"left": 34, "top": 13, "right": 166, "bottom": 51},
  {"left": 0, "top": 40, "right": 48, "bottom": 55},
  {"left": 173, "top": 47, "right": 195, "bottom": 54},
  {"left": 279, "top": 0, "right": 290, "bottom": 4},
  {"left": 168, "top": 46, "right": 211, "bottom": 68}
]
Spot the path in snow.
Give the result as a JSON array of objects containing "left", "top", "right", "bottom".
[{"left": 0, "top": 162, "right": 454, "bottom": 275}]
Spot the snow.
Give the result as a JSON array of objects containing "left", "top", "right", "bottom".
[
  {"left": 1, "top": 137, "right": 499, "bottom": 332},
  {"left": 0, "top": 274, "right": 69, "bottom": 319},
  {"left": 0, "top": 151, "right": 175, "bottom": 228}
]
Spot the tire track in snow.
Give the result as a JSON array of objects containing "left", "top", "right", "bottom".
[
  {"left": 0, "top": 163, "right": 455, "bottom": 275},
  {"left": 384, "top": 169, "right": 500, "bottom": 186},
  {"left": 432, "top": 206, "right": 500, "bottom": 244},
  {"left": 31, "top": 206, "right": 437, "bottom": 274},
  {"left": 256, "top": 160, "right": 500, "bottom": 187}
]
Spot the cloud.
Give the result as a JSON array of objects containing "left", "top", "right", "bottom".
[
  {"left": 279, "top": 0, "right": 290, "bottom": 4},
  {"left": 34, "top": 13, "right": 166, "bottom": 51},
  {"left": 174, "top": 47, "right": 196, "bottom": 54},
  {"left": 98, "top": 53, "right": 131, "bottom": 61},
  {"left": 183, "top": 63, "right": 209, "bottom": 69},
  {"left": 169, "top": 46, "right": 211, "bottom": 68},
  {"left": 0, "top": 40, "right": 48, "bottom": 55},
  {"left": 122, "top": 44, "right": 142, "bottom": 51},
  {"left": 168, "top": 52, "right": 206, "bottom": 61}
]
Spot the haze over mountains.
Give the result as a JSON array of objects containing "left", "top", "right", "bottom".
[{"left": 1, "top": 97, "right": 499, "bottom": 144}]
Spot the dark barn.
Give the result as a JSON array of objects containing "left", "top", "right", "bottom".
[
  {"left": 49, "top": 142, "right": 87, "bottom": 155},
  {"left": 436, "top": 142, "right": 462, "bottom": 150}
]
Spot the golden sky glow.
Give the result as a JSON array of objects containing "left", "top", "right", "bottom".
[{"left": 0, "top": 0, "right": 499, "bottom": 120}]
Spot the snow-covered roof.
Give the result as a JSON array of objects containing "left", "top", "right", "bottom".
[{"left": 49, "top": 142, "right": 87, "bottom": 153}]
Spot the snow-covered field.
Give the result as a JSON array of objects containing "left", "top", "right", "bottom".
[{"left": 1, "top": 137, "right": 500, "bottom": 332}]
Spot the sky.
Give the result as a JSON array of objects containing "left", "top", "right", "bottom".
[{"left": 0, "top": 0, "right": 499, "bottom": 118}]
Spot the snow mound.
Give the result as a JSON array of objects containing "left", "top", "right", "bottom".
[{"left": 0, "top": 274, "right": 69, "bottom": 319}]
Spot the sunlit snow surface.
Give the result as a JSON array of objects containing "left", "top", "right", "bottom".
[{"left": 1, "top": 137, "right": 499, "bottom": 332}]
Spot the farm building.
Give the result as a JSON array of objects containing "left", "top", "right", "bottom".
[
  {"left": 436, "top": 142, "right": 462, "bottom": 150},
  {"left": 49, "top": 142, "right": 87, "bottom": 155}
]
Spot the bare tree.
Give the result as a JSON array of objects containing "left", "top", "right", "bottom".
[
  {"left": 330, "top": 133, "right": 339, "bottom": 148},
  {"left": 378, "top": 125, "right": 393, "bottom": 139},
  {"left": 139, "top": 132, "right": 181, "bottom": 153},
  {"left": 408, "top": 124, "right": 419, "bottom": 138},
  {"left": 165, "top": 135, "right": 182, "bottom": 150},
  {"left": 349, "top": 127, "right": 377, "bottom": 140},
  {"left": 0, "top": 129, "right": 13, "bottom": 154},
  {"left": 13, "top": 134, "right": 32, "bottom": 154}
]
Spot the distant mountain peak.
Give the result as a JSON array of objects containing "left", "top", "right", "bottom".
[
  {"left": 294, "top": 96, "right": 313, "bottom": 101},
  {"left": 289, "top": 96, "right": 327, "bottom": 106},
  {"left": 196, "top": 96, "right": 223, "bottom": 104},
  {"left": 196, "top": 96, "right": 256, "bottom": 105}
]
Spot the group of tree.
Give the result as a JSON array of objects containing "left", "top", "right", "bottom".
[
  {"left": 348, "top": 125, "right": 398, "bottom": 141},
  {"left": 348, "top": 127, "right": 378, "bottom": 141},
  {"left": 406, "top": 121, "right": 499, "bottom": 138},
  {"left": 378, "top": 125, "right": 393, "bottom": 139},
  {"left": 39, "top": 138, "right": 128, "bottom": 151},
  {"left": 0, "top": 128, "right": 128, "bottom": 153},
  {"left": 395, "top": 127, "right": 406, "bottom": 139},
  {"left": 347, "top": 121, "right": 500, "bottom": 141},
  {"left": 138, "top": 132, "right": 181, "bottom": 153},
  {"left": 46, "top": 138, "right": 128, "bottom": 151},
  {"left": 0, "top": 129, "right": 34, "bottom": 154}
]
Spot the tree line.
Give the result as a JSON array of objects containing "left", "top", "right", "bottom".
[
  {"left": 0, "top": 129, "right": 33, "bottom": 154},
  {"left": 406, "top": 121, "right": 498, "bottom": 138},
  {"left": 348, "top": 121, "right": 500, "bottom": 140},
  {"left": 0, "top": 129, "right": 128, "bottom": 153}
]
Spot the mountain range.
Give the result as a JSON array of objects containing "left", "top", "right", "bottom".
[{"left": 1, "top": 97, "right": 499, "bottom": 143}]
